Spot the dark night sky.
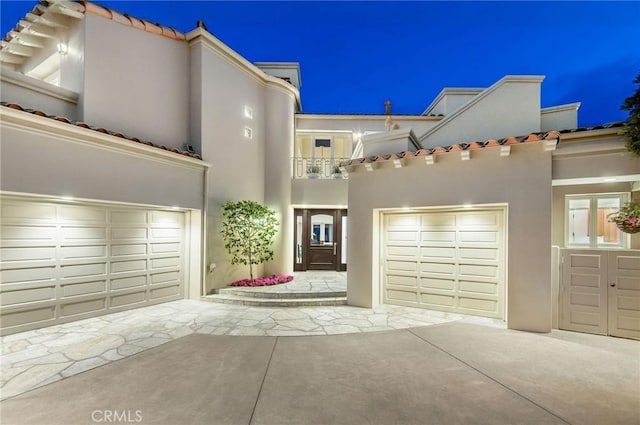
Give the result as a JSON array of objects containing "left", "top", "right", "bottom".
[{"left": 2, "top": 1, "right": 639, "bottom": 126}]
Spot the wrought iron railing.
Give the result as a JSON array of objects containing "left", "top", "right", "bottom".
[{"left": 292, "top": 157, "right": 349, "bottom": 179}]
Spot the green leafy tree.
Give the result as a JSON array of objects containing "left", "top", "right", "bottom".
[
  {"left": 621, "top": 71, "right": 640, "bottom": 156},
  {"left": 221, "top": 200, "right": 279, "bottom": 283}
]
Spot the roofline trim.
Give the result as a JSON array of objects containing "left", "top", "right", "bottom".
[
  {"left": 421, "top": 87, "right": 485, "bottom": 116},
  {"left": 417, "top": 75, "right": 546, "bottom": 143},
  {"left": 186, "top": 28, "right": 301, "bottom": 109},
  {"left": 0, "top": 105, "right": 211, "bottom": 170},
  {"left": 541, "top": 102, "right": 581, "bottom": 115}
]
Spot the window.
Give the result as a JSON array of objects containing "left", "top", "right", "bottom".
[{"left": 565, "top": 193, "right": 628, "bottom": 248}]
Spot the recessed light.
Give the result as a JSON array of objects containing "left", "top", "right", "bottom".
[
  {"left": 61, "top": 196, "right": 74, "bottom": 201},
  {"left": 603, "top": 178, "right": 617, "bottom": 182}
]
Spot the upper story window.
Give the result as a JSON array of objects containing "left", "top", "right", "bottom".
[{"left": 565, "top": 193, "right": 629, "bottom": 248}]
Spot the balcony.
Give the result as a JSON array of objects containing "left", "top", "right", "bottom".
[{"left": 293, "top": 157, "right": 349, "bottom": 179}]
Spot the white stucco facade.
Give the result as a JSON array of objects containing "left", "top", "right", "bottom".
[{"left": 1, "top": 0, "right": 638, "bottom": 336}]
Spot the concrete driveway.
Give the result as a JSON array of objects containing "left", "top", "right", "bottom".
[{"left": 1, "top": 322, "right": 638, "bottom": 425}]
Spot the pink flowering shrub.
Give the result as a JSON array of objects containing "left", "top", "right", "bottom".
[{"left": 230, "top": 274, "right": 294, "bottom": 287}]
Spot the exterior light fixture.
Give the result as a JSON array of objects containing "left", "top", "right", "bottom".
[
  {"left": 244, "top": 105, "right": 253, "bottom": 119},
  {"left": 57, "top": 42, "right": 68, "bottom": 55}
]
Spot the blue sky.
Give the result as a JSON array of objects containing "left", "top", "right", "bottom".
[{"left": 2, "top": 1, "right": 639, "bottom": 126}]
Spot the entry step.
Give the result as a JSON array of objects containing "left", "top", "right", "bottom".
[
  {"left": 216, "top": 287, "right": 346, "bottom": 299},
  {"left": 201, "top": 293, "right": 347, "bottom": 307}
]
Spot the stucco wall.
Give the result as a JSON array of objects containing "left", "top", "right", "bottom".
[
  {"left": 347, "top": 143, "right": 553, "bottom": 332},
  {"left": 0, "top": 122, "right": 205, "bottom": 209},
  {"left": 263, "top": 86, "right": 296, "bottom": 276},
  {"left": 291, "top": 179, "right": 348, "bottom": 206},
  {"left": 418, "top": 78, "right": 543, "bottom": 149},
  {"left": 82, "top": 15, "right": 190, "bottom": 149},
  {"left": 190, "top": 34, "right": 269, "bottom": 291}
]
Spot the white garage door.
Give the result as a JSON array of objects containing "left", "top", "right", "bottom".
[
  {"left": 0, "top": 196, "right": 187, "bottom": 335},
  {"left": 383, "top": 209, "right": 506, "bottom": 319}
]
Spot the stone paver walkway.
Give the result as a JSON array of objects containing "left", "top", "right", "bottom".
[{"left": 0, "top": 299, "right": 502, "bottom": 401}]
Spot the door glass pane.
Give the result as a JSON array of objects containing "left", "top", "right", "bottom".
[
  {"left": 341, "top": 216, "right": 348, "bottom": 264},
  {"left": 296, "top": 215, "right": 303, "bottom": 264},
  {"left": 597, "top": 198, "right": 621, "bottom": 246},
  {"left": 568, "top": 198, "right": 590, "bottom": 245},
  {"left": 310, "top": 214, "right": 333, "bottom": 245}
]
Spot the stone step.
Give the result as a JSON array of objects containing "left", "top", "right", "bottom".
[
  {"left": 217, "top": 287, "right": 347, "bottom": 299},
  {"left": 201, "top": 293, "right": 347, "bottom": 307}
]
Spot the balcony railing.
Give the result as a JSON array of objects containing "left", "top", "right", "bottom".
[{"left": 293, "top": 157, "right": 349, "bottom": 179}]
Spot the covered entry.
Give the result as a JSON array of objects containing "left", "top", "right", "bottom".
[
  {"left": 0, "top": 195, "right": 190, "bottom": 335},
  {"left": 382, "top": 208, "right": 506, "bottom": 319},
  {"left": 294, "top": 209, "right": 347, "bottom": 271}
]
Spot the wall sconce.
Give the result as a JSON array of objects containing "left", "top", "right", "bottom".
[
  {"left": 244, "top": 105, "right": 253, "bottom": 119},
  {"left": 57, "top": 42, "right": 68, "bottom": 55}
]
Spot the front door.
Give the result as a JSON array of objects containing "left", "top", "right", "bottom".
[{"left": 294, "top": 209, "right": 347, "bottom": 271}]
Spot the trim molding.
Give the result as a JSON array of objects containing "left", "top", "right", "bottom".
[
  {"left": 1, "top": 106, "right": 211, "bottom": 170},
  {"left": 1, "top": 68, "right": 79, "bottom": 104}
]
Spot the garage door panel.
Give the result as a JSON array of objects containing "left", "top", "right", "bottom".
[
  {"left": 59, "top": 205, "right": 107, "bottom": 223},
  {"left": 383, "top": 209, "right": 505, "bottom": 320},
  {"left": 457, "top": 212, "right": 499, "bottom": 228},
  {"left": 386, "top": 231, "right": 419, "bottom": 243},
  {"left": 459, "top": 280, "right": 498, "bottom": 295},
  {"left": 110, "top": 290, "right": 146, "bottom": 308},
  {"left": 111, "top": 244, "right": 147, "bottom": 257},
  {"left": 1, "top": 306, "right": 56, "bottom": 328},
  {"left": 0, "top": 246, "right": 56, "bottom": 262},
  {"left": 1, "top": 266, "right": 56, "bottom": 284},
  {"left": 111, "top": 210, "right": 148, "bottom": 224},
  {"left": 419, "top": 293, "right": 455, "bottom": 307},
  {"left": 61, "top": 262, "right": 107, "bottom": 279},
  {"left": 1, "top": 225, "right": 56, "bottom": 240},
  {"left": 61, "top": 227, "right": 107, "bottom": 241},
  {"left": 420, "top": 247, "right": 455, "bottom": 259},
  {"left": 150, "top": 228, "right": 181, "bottom": 239},
  {"left": 458, "top": 231, "right": 498, "bottom": 243},
  {"left": 419, "top": 261, "right": 455, "bottom": 275},
  {"left": 386, "top": 289, "right": 418, "bottom": 303},
  {"left": 60, "top": 245, "right": 107, "bottom": 260},
  {"left": 0, "top": 197, "right": 187, "bottom": 335},
  {"left": 458, "top": 297, "right": 498, "bottom": 313},
  {"left": 0, "top": 285, "right": 55, "bottom": 306},
  {"left": 60, "top": 297, "right": 107, "bottom": 317},
  {"left": 458, "top": 247, "right": 498, "bottom": 261},
  {"left": 420, "top": 213, "right": 455, "bottom": 227},
  {"left": 151, "top": 256, "right": 181, "bottom": 269},
  {"left": 387, "top": 214, "right": 420, "bottom": 228},
  {"left": 151, "top": 242, "right": 181, "bottom": 254},
  {"left": 420, "top": 231, "right": 455, "bottom": 244},
  {"left": 1, "top": 203, "right": 56, "bottom": 222},
  {"left": 419, "top": 277, "right": 454, "bottom": 291},
  {"left": 150, "top": 284, "right": 181, "bottom": 300},
  {"left": 459, "top": 264, "right": 498, "bottom": 278},
  {"left": 386, "top": 274, "right": 417, "bottom": 288},
  {"left": 387, "top": 260, "right": 417, "bottom": 272},
  {"left": 111, "top": 259, "right": 147, "bottom": 274},
  {"left": 110, "top": 275, "right": 147, "bottom": 291},
  {"left": 150, "top": 271, "right": 180, "bottom": 285},
  {"left": 61, "top": 280, "right": 107, "bottom": 297},
  {"left": 112, "top": 227, "right": 148, "bottom": 240}
]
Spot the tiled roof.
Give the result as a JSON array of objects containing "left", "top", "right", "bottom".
[
  {"left": 2, "top": 1, "right": 185, "bottom": 47},
  {"left": 81, "top": 1, "right": 186, "bottom": 40},
  {"left": 340, "top": 131, "right": 561, "bottom": 167},
  {"left": 558, "top": 121, "right": 625, "bottom": 134},
  {"left": 1, "top": 102, "right": 201, "bottom": 160}
]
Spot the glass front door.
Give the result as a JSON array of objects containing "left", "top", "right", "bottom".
[{"left": 294, "top": 208, "right": 347, "bottom": 271}]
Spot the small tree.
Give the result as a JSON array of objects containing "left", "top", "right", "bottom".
[
  {"left": 621, "top": 70, "right": 640, "bottom": 157},
  {"left": 221, "top": 200, "right": 279, "bottom": 283}
]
